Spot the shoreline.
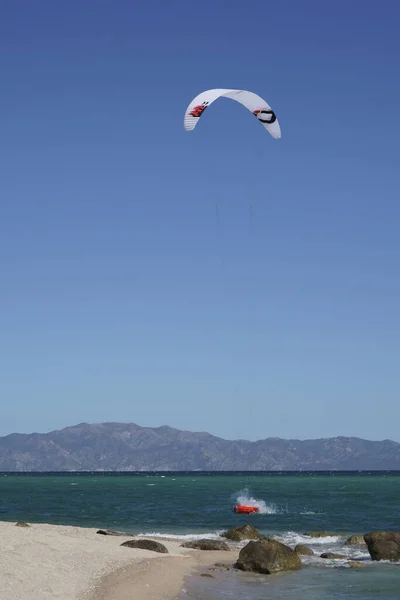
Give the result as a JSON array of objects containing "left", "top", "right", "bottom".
[
  {"left": 0, "top": 520, "right": 238, "bottom": 600},
  {"left": 3, "top": 519, "right": 397, "bottom": 600},
  {"left": 84, "top": 550, "right": 238, "bottom": 600}
]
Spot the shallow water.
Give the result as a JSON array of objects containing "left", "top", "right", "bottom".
[{"left": 179, "top": 562, "right": 400, "bottom": 600}]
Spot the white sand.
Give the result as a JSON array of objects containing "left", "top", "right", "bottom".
[
  {"left": 87, "top": 550, "right": 237, "bottom": 600},
  {"left": 0, "top": 521, "right": 237, "bottom": 600}
]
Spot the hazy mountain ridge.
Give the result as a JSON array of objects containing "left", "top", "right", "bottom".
[{"left": 0, "top": 422, "right": 399, "bottom": 471}]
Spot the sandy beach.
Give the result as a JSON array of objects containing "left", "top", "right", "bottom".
[{"left": 0, "top": 521, "right": 237, "bottom": 600}]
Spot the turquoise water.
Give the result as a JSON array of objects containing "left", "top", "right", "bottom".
[{"left": 1, "top": 471, "right": 399, "bottom": 599}]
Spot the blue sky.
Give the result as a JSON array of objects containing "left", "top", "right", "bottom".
[{"left": 1, "top": 0, "right": 399, "bottom": 442}]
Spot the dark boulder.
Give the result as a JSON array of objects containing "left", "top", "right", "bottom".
[
  {"left": 364, "top": 532, "right": 400, "bottom": 561},
  {"left": 236, "top": 538, "right": 301, "bottom": 574},
  {"left": 181, "top": 539, "right": 230, "bottom": 551},
  {"left": 121, "top": 539, "right": 168, "bottom": 553},
  {"left": 222, "top": 525, "right": 262, "bottom": 542}
]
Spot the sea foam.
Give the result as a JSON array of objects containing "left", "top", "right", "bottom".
[{"left": 233, "top": 488, "right": 279, "bottom": 515}]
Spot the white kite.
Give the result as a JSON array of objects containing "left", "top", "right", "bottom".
[{"left": 184, "top": 88, "right": 281, "bottom": 139}]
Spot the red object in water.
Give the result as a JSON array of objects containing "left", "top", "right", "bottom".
[{"left": 232, "top": 505, "right": 259, "bottom": 515}]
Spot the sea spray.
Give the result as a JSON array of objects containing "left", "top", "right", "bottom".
[{"left": 233, "top": 487, "right": 278, "bottom": 515}]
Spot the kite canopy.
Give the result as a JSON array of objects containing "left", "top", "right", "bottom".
[{"left": 184, "top": 88, "right": 281, "bottom": 139}]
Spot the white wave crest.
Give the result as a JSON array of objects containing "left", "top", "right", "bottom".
[
  {"left": 272, "top": 531, "right": 372, "bottom": 568},
  {"left": 275, "top": 531, "right": 342, "bottom": 547}
]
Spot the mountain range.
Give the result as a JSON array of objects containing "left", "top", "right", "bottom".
[{"left": 0, "top": 422, "right": 399, "bottom": 471}]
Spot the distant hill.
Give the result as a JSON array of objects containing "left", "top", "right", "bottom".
[{"left": 0, "top": 422, "right": 399, "bottom": 471}]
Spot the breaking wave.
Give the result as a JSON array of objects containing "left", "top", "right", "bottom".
[
  {"left": 274, "top": 531, "right": 343, "bottom": 547},
  {"left": 138, "top": 531, "right": 223, "bottom": 541}
]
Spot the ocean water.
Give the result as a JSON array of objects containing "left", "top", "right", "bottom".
[{"left": 0, "top": 471, "right": 399, "bottom": 599}]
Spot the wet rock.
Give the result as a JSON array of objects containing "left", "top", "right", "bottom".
[
  {"left": 345, "top": 535, "right": 366, "bottom": 546},
  {"left": 15, "top": 521, "right": 30, "bottom": 527},
  {"left": 222, "top": 525, "right": 262, "bottom": 542},
  {"left": 348, "top": 561, "right": 364, "bottom": 568},
  {"left": 295, "top": 544, "right": 314, "bottom": 556},
  {"left": 214, "top": 562, "right": 232, "bottom": 570},
  {"left": 236, "top": 538, "right": 301, "bottom": 574},
  {"left": 181, "top": 539, "right": 230, "bottom": 551},
  {"left": 364, "top": 532, "right": 400, "bottom": 561},
  {"left": 121, "top": 539, "right": 168, "bottom": 553},
  {"left": 320, "top": 553, "right": 347, "bottom": 559},
  {"left": 97, "top": 529, "right": 129, "bottom": 536}
]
